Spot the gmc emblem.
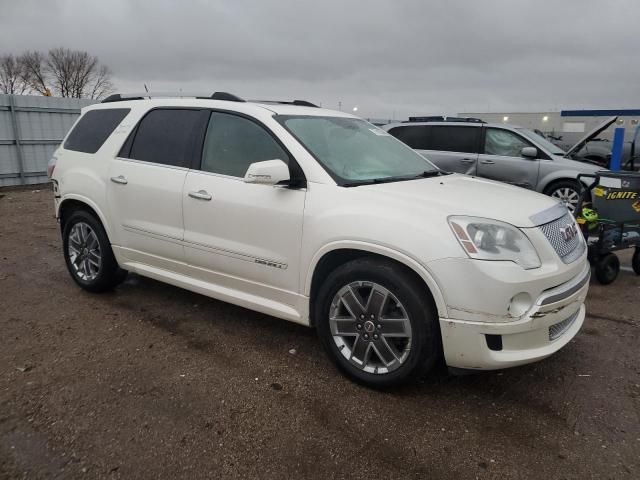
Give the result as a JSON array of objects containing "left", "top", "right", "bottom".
[{"left": 560, "top": 223, "right": 578, "bottom": 242}]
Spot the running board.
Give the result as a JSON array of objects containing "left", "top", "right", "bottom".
[{"left": 122, "top": 261, "right": 304, "bottom": 324}]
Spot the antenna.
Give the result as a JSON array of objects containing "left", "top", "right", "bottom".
[{"left": 144, "top": 84, "right": 149, "bottom": 93}]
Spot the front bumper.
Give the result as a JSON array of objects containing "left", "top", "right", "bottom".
[{"left": 432, "top": 257, "right": 590, "bottom": 370}]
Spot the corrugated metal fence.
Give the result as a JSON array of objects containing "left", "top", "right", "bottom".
[{"left": 0, "top": 94, "right": 96, "bottom": 187}]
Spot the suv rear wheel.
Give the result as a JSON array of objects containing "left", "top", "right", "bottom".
[
  {"left": 62, "top": 210, "right": 127, "bottom": 292},
  {"left": 315, "top": 258, "right": 440, "bottom": 388}
]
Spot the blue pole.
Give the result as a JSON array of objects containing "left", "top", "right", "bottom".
[{"left": 610, "top": 127, "right": 625, "bottom": 171}]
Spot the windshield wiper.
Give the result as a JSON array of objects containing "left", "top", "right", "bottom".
[
  {"left": 372, "top": 170, "right": 444, "bottom": 184},
  {"left": 417, "top": 170, "right": 448, "bottom": 178},
  {"left": 342, "top": 170, "right": 445, "bottom": 187}
]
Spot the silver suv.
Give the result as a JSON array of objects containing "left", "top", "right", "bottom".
[{"left": 383, "top": 117, "right": 610, "bottom": 212}]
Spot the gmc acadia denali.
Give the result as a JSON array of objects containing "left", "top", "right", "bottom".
[{"left": 50, "top": 92, "right": 590, "bottom": 387}]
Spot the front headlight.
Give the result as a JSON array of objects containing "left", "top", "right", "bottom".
[{"left": 448, "top": 216, "right": 541, "bottom": 269}]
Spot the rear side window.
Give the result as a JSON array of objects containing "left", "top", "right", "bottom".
[
  {"left": 200, "top": 112, "right": 289, "bottom": 177},
  {"left": 64, "top": 108, "right": 130, "bottom": 153},
  {"left": 126, "top": 109, "right": 202, "bottom": 167},
  {"left": 388, "top": 125, "right": 430, "bottom": 150},
  {"left": 428, "top": 126, "right": 480, "bottom": 153}
]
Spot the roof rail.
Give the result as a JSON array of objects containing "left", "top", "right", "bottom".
[
  {"left": 209, "top": 92, "right": 245, "bottom": 102},
  {"left": 101, "top": 91, "right": 246, "bottom": 103},
  {"left": 406, "top": 116, "right": 485, "bottom": 123},
  {"left": 101, "top": 93, "right": 145, "bottom": 103},
  {"left": 250, "top": 99, "right": 319, "bottom": 108}
]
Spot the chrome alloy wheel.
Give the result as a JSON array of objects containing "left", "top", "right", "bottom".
[
  {"left": 551, "top": 187, "right": 580, "bottom": 212},
  {"left": 329, "top": 281, "right": 412, "bottom": 374},
  {"left": 67, "top": 222, "right": 102, "bottom": 281}
]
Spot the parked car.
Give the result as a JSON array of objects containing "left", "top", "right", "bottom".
[
  {"left": 383, "top": 116, "right": 617, "bottom": 212},
  {"left": 50, "top": 93, "right": 589, "bottom": 387},
  {"left": 567, "top": 139, "right": 639, "bottom": 171}
]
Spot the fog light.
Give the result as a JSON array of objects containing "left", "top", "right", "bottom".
[
  {"left": 508, "top": 292, "right": 532, "bottom": 318},
  {"left": 485, "top": 334, "right": 503, "bottom": 351}
]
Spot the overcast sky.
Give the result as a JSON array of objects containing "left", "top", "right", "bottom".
[{"left": 1, "top": 0, "right": 638, "bottom": 119}]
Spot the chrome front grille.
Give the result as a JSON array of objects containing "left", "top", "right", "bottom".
[
  {"left": 549, "top": 311, "right": 579, "bottom": 341},
  {"left": 538, "top": 212, "right": 585, "bottom": 264}
]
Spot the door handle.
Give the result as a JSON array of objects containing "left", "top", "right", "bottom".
[
  {"left": 188, "top": 190, "right": 212, "bottom": 201},
  {"left": 480, "top": 159, "right": 495, "bottom": 165},
  {"left": 110, "top": 175, "right": 128, "bottom": 185},
  {"left": 460, "top": 158, "right": 475, "bottom": 164}
]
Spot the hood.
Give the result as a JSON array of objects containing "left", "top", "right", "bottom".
[
  {"left": 356, "top": 174, "right": 564, "bottom": 228},
  {"left": 564, "top": 116, "right": 617, "bottom": 158}
]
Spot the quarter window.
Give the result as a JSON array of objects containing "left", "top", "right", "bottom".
[
  {"left": 428, "top": 126, "right": 479, "bottom": 153},
  {"left": 126, "top": 109, "right": 202, "bottom": 167},
  {"left": 484, "top": 128, "right": 532, "bottom": 157},
  {"left": 201, "top": 112, "right": 288, "bottom": 177},
  {"left": 64, "top": 108, "right": 130, "bottom": 153},
  {"left": 388, "top": 125, "right": 431, "bottom": 150}
]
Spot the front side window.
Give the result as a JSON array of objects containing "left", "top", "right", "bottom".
[
  {"left": 64, "top": 108, "right": 130, "bottom": 153},
  {"left": 127, "top": 109, "right": 202, "bottom": 167},
  {"left": 429, "top": 126, "right": 480, "bottom": 153},
  {"left": 277, "top": 115, "right": 439, "bottom": 185},
  {"left": 517, "top": 128, "right": 565, "bottom": 155},
  {"left": 201, "top": 112, "right": 289, "bottom": 177},
  {"left": 484, "top": 128, "right": 532, "bottom": 157}
]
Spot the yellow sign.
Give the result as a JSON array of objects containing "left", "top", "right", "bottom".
[
  {"left": 593, "top": 187, "right": 606, "bottom": 197},
  {"left": 606, "top": 191, "right": 637, "bottom": 200}
]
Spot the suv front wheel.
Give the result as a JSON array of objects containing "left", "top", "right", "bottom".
[
  {"left": 62, "top": 210, "right": 127, "bottom": 292},
  {"left": 315, "top": 258, "right": 440, "bottom": 388},
  {"left": 545, "top": 180, "right": 583, "bottom": 213}
]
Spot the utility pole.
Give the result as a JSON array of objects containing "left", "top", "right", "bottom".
[{"left": 338, "top": 101, "right": 342, "bottom": 111}]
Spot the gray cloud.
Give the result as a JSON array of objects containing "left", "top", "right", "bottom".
[{"left": 1, "top": 0, "right": 638, "bottom": 119}]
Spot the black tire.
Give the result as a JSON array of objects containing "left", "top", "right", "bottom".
[
  {"left": 544, "top": 180, "right": 585, "bottom": 213},
  {"left": 315, "top": 257, "right": 440, "bottom": 388},
  {"left": 632, "top": 248, "right": 640, "bottom": 276},
  {"left": 594, "top": 253, "right": 620, "bottom": 285},
  {"left": 62, "top": 209, "right": 127, "bottom": 292}
]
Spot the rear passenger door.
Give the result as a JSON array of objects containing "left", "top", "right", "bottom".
[
  {"left": 477, "top": 128, "right": 540, "bottom": 189},
  {"left": 422, "top": 126, "right": 480, "bottom": 174},
  {"left": 182, "top": 111, "right": 306, "bottom": 296},
  {"left": 107, "top": 108, "right": 205, "bottom": 268},
  {"left": 388, "top": 124, "right": 480, "bottom": 174}
]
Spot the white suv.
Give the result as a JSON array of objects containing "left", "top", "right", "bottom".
[{"left": 50, "top": 92, "right": 590, "bottom": 387}]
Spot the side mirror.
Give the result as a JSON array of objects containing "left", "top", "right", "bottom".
[
  {"left": 243, "top": 159, "right": 290, "bottom": 186},
  {"left": 521, "top": 147, "right": 538, "bottom": 159}
]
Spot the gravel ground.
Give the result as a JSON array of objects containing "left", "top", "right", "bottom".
[{"left": 1, "top": 187, "right": 639, "bottom": 479}]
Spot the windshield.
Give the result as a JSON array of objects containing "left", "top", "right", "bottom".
[
  {"left": 276, "top": 115, "right": 439, "bottom": 185},
  {"left": 517, "top": 128, "right": 566, "bottom": 155}
]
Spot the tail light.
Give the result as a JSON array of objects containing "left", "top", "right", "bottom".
[{"left": 47, "top": 156, "right": 57, "bottom": 178}]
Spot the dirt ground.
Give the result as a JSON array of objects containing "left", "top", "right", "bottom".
[{"left": 1, "top": 187, "right": 639, "bottom": 479}]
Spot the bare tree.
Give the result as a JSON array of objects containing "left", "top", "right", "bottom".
[
  {"left": 47, "top": 48, "right": 113, "bottom": 99},
  {"left": 20, "top": 50, "right": 50, "bottom": 95},
  {"left": 3, "top": 48, "right": 115, "bottom": 98},
  {"left": 0, "top": 54, "right": 29, "bottom": 94},
  {"left": 89, "top": 65, "right": 114, "bottom": 99}
]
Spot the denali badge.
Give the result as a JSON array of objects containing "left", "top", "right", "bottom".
[
  {"left": 560, "top": 223, "right": 578, "bottom": 242},
  {"left": 254, "top": 258, "right": 287, "bottom": 270}
]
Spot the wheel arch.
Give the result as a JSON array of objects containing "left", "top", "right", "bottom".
[
  {"left": 305, "top": 242, "right": 447, "bottom": 325},
  {"left": 540, "top": 173, "right": 593, "bottom": 194},
  {"left": 58, "top": 194, "right": 112, "bottom": 240}
]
